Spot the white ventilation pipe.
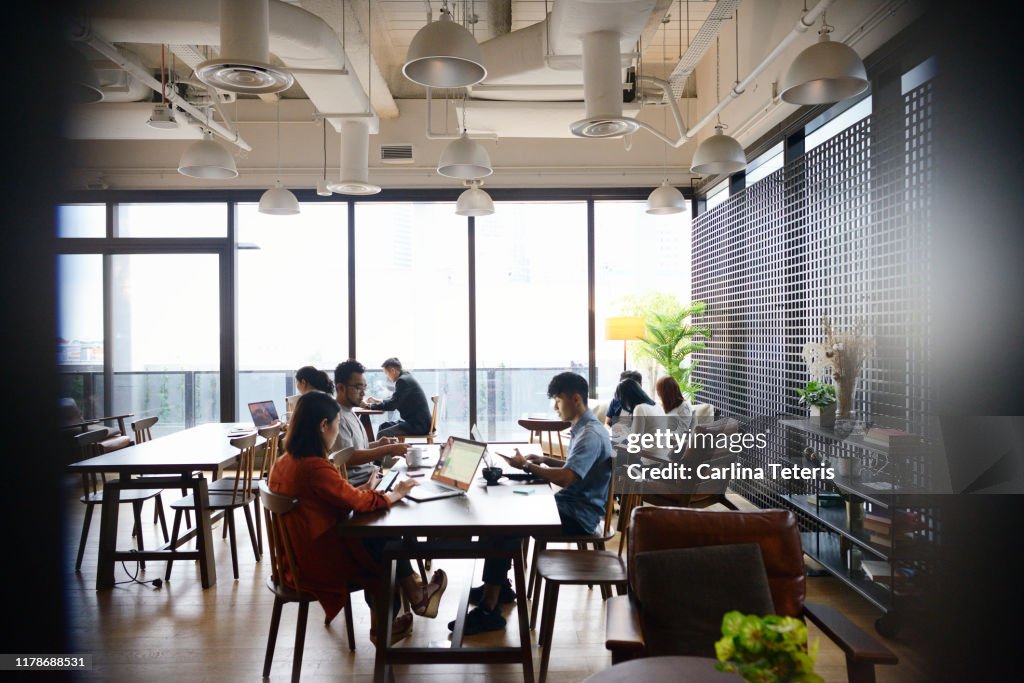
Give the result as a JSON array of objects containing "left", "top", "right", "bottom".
[
  {"left": 327, "top": 119, "right": 380, "bottom": 195},
  {"left": 78, "top": 29, "right": 252, "bottom": 151},
  {"left": 569, "top": 31, "right": 642, "bottom": 138},
  {"left": 196, "top": 0, "right": 294, "bottom": 94},
  {"left": 85, "top": 0, "right": 391, "bottom": 125}
]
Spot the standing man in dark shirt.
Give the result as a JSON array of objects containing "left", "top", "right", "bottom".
[{"left": 364, "top": 358, "right": 433, "bottom": 438}]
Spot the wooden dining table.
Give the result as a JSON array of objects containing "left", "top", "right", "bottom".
[
  {"left": 68, "top": 422, "right": 264, "bottom": 590},
  {"left": 338, "top": 441, "right": 561, "bottom": 683},
  {"left": 353, "top": 406, "right": 384, "bottom": 442}
]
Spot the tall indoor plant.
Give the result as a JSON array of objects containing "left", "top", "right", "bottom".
[{"left": 635, "top": 300, "right": 709, "bottom": 400}]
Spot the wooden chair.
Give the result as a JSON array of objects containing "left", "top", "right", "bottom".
[
  {"left": 259, "top": 482, "right": 356, "bottom": 683},
  {"left": 210, "top": 424, "right": 282, "bottom": 555},
  {"left": 131, "top": 415, "right": 191, "bottom": 528},
  {"left": 604, "top": 507, "right": 898, "bottom": 682},
  {"left": 396, "top": 394, "right": 441, "bottom": 444},
  {"left": 73, "top": 429, "right": 168, "bottom": 572},
  {"left": 616, "top": 418, "right": 741, "bottom": 558},
  {"left": 530, "top": 458, "right": 627, "bottom": 683},
  {"left": 165, "top": 433, "right": 261, "bottom": 581},
  {"left": 518, "top": 418, "right": 571, "bottom": 459}
]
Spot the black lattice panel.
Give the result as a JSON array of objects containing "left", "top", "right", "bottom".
[{"left": 692, "top": 81, "right": 935, "bottom": 502}]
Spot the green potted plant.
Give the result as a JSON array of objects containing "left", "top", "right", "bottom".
[
  {"left": 632, "top": 300, "right": 710, "bottom": 400},
  {"left": 795, "top": 380, "right": 837, "bottom": 428},
  {"left": 715, "top": 611, "right": 823, "bottom": 683}
]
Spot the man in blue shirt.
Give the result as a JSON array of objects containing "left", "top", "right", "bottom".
[{"left": 448, "top": 372, "right": 612, "bottom": 635}]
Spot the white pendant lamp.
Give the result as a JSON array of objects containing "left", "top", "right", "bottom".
[
  {"left": 691, "top": 34, "right": 746, "bottom": 176},
  {"left": 691, "top": 124, "right": 746, "bottom": 175},
  {"left": 781, "top": 15, "right": 868, "bottom": 105},
  {"left": 259, "top": 181, "right": 300, "bottom": 215},
  {"left": 438, "top": 131, "right": 492, "bottom": 179},
  {"left": 646, "top": 181, "right": 686, "bottom": 215},
  {"left": 403, "top": 3, "right": 486, "bottom": 88},
  {"left": 178, "top": 130, "right": 238, "bottom": 179},
  {"left": 259, "top": 102, "right": 299, "bottom": 214},
  {"left": 456, "top": 181, "right": 494, "bottom": 216}
]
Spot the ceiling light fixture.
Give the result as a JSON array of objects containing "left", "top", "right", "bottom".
[
  {"left": 455, "top": 180, "right": 494, "bottom": 216},
  {"left": 647, "top": 180, "right": 686, "bottom": 215},
  {"left": 438, "top": 93, "right": 492, "bottom": 179},
  {"left": 403, "top": 1, "right": 486, "bottom": 88},
  {"left": 259, "top": 101, "right": 300, "bottom": 214},
  {"left": 690, "top": 34, "right": 746, "bottom": 176},
  {"left": 177, "top": 130, "right": 238, "bottom": 179},
  {"left": 195, "top": 0, "right": 294, "bottom": 95},
  {"left": 781, "top": 11, "right": 868, "bottom": 105}
]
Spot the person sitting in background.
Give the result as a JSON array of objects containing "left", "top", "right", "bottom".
[
  {"left": 604, "top": 370, "right": 655, "bottom": 427},
  {"left": 332, "top": 360, "right": 409, "bottom": 485},
  {"left": 364, "top": 358, "right": 432, "bottom": 438},
  {"left": 656, "top": 375, "right": 694, "bottom": 434},
  {"left": 295, "top": 365, "right": 334, "bottom": 395},
  {"left": 267, "top": 391, "right": 447, "bottom": 646},
  {"left": 609, "top": 378, "right": 666, "bottom": 446}
]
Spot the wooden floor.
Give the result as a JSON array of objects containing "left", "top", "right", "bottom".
[{"left": 65, "top": 482, "right": 929, "bottom": 682}]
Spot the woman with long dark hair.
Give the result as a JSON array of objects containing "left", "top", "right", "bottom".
[
  {"left": 294, "top": 365, "right": 334, "bottom": 395},
  {"left": 611, "top": 378, "right": 668, "bottom": 454},
  {"left": 268, "top": 391, "right": 447, "bottom": 646},
  {"left": 656, "top": 375, "right": 694, "bottom": 433}
]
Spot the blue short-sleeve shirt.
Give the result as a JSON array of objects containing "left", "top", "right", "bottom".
[{"left": 555, "top": 409, "right": 612, "bottom": 534}]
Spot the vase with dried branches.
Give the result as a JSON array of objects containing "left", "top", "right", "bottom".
[{"left": 801, "top": 317, "right": 870, "bottom": 419}]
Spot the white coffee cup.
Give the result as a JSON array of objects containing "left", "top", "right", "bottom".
[{"left": 407, "top": 446, "right": 425, "bottom": 468}]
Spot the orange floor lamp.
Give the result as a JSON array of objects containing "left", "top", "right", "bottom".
[{"left": 605, "top": 316, "right": 646, "bottom": 373}]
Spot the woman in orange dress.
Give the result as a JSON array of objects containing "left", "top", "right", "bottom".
[{"left": 268, "top": 391, "right": 446, "bottom": 644}]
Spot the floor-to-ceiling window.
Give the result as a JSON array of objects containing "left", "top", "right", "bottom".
[
  {"left": 594, "top": 201, "right": 692, "bottom": 403},
  {"left": 354, "top": 202, "right": 470, "bottom": 437},
  {"left": 58, "top": 253, "right": 104, "bottom": 420},
  {"left": 236, "top": 202, "right": 348, "bottom": 417},
  {"left": 474, "top": 202, "right": 588, "bottom": 440}
]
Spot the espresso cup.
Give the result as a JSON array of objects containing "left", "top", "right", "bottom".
[{"left": 482, "top": 466, "right": 504, "bottom": 485}]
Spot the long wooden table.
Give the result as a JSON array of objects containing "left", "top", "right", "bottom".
[
  {"left": 339, "top": 442, "right": 561, "bottom": 682},
  {"left": 68, "top": 422, "right": 262, "bottom": 590}
]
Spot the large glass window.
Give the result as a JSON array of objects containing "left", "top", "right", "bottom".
[
  {"left": 805, "top": 96, "right": 872, "bottom": 152},
  {"left": 355, "top": 202, "right": 469, "bottom": 437},
  {"left": 745, "top": 142, "right": 785, "bottom": 186},
  {"left": 706, "top": 179, "right": 730, "bottom": 211},
  {"left": 236, "top": 203, "right": 348, "bottom": 417},
  {"left": 594, "top": 201, "right": 692, "bottom": 404},
  {"left": 111, "top": 254, "right": 220, "bottom": 436},
  {"left": 58, "top": 204, "right": 105, "bottom": 238},
  {"left": 117, "top": 203, "right": 227, "bottom": 238},
  {"left": 475, "top": 202, "right": 588, "bottom": 440},
  {"left": 58, "top": 254, "right": 104, "bottom": 420}
]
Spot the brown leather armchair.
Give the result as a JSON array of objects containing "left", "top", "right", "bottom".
[
  {"left": 605, "top": 507, "right": 897, "bottom": 683},
  {"left": 60, "top": 397, "right": 133, "bottom": 453}
]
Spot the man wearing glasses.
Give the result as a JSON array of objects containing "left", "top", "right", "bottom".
[{"left": 333, "top": 359, "right": 410, "bottom": 485}]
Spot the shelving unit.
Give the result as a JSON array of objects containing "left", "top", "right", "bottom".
[{"left": 777, "top": 418, "right": 935, "bottom": 637}]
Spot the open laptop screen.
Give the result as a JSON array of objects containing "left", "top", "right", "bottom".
[
  {"left": 248, "top": 400, "right": 280, "bottom": 427},
  {"left": 431, "top": 437, "right": 487, "bottom": 491}
]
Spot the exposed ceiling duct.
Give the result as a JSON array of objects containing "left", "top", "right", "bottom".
[
  {"left": 570, "top": 30, "right": 641, "bottom": 138},
  {"left": 195, "top": 0, "right": 295, "bottom": 94},
  {"left": 327, "top": 118, "right": 380, "bottom": 195}
]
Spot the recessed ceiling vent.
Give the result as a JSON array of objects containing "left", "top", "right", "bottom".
[
  {"left": 195, "top": 0, "right": 294, "bottom": 95},
  {"left": 569, "top": 31, "right": 640, "bottom": 138},
  {"left": 380, "top": 144, "right": 414, "bottom": 164}
]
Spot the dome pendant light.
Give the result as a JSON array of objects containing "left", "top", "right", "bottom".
[
  {"left": 403, "top": 1, "right": 486, "bottom": 88},
  {"left": 438, "top": 131, "right": 492, "bottom": 179},
  {"left": 456, "top": 180, "right": 494, "bottom": 216},
  {"left": 178, "top": 130, "right": 239, "bottom": 179},
  {"left": 647, "top": 180, "right": 686, "bottom": 215},
  {"left": 781, "top": 13, "right": 868, "bottom": 105},
  {"left": 690, "top": 35, "right": 746, "bottom": 176},
  {"left": 259, "top": 101, "right": 299, "bottom": 215}
]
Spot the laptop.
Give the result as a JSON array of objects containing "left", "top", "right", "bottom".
[
  {"left": 406, "top": 436, "right": 487, "bottom": 502},
  {"left": 248, "top": 400, "right": 280, "bottom": 428}
]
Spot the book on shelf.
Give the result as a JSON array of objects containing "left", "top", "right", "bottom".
[
  {"left": 869, "top": 533, "right": 893, "bottom": 548},
  {"left": 863, "top": 518, "right": 892, "bottom": 535},
  {"left": 863, "top": 427, "right": 913, "bottom": 446}
]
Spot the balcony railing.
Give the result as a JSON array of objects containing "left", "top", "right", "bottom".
[{"left": 59, "top": 366, "right": 588, "bottom": 441}]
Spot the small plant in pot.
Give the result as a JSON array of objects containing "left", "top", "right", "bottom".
[{"left": 796, "top": 381, "right": 837, "bottom": 428}]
